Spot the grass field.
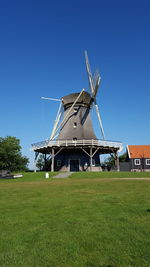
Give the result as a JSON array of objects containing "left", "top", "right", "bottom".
[
  {"left": 0, "top": 172, "right": 150, "bottom": 266},
  {"left": 70, "top": 171, "right": 150, "bottom": 179}
]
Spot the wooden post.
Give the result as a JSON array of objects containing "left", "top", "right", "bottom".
[
  {"left": 90, "top": 146, "right": 92, "bottom": 172},
  {"left": 51, "top": 148, "right": 54, "bottom": 172},
  {"left": 115, "top": 150, "right": 120, "bottom": 172}
]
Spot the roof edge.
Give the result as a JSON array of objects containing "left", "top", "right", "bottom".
[{"left": 127, "top": 145, "right": 131, "bottom": 158}]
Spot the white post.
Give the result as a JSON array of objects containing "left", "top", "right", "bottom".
[{"left": 115, "top": 150, "right": 120, "bottom": 172}]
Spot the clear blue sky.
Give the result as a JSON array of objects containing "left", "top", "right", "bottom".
[{"left": 0, "top": 0, "right": 150, "bottom": 168}]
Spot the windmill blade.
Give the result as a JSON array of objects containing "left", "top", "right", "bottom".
[
  {"left": 85, "top": 50, "right": 95, "bottom": 94},
  {"left": 94, "top": 102, "right": 105, "bottom": 140},
  {"left": 92, "top": 74, "right": 101, "bottom": 99},
  {"left": 50, "top": 111, "right": 63, "bottom": 140},
  {"left": 41, "top": 97, "right": 61, "bottom": 102},
  {"left": 85, "top": 52, "right": 105, "bottom": 139},
  {"left": 50, "top": 102, "right": 63, "bottom": 140}
]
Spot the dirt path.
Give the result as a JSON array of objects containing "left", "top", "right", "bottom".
[{"left": 54, "top": 172, "right": 73, "bottom": 178}]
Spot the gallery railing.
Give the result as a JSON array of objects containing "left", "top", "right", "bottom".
[{"left": 31, "top": 139, "right": 123, "bottom": 152}]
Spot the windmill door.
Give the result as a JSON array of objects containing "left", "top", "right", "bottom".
[{"left": 70, "top": 160, "right": 79, "bottom": 172}]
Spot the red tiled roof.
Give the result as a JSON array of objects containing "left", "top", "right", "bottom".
[{"left": 127, "top": 145, "right": 150, "bottom": 158}]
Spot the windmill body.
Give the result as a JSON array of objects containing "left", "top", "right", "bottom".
[
  {"left": 32, "top": 52, "right": 123, "bottom": 172},
  {"left": 54, "top": 91, "right": 100, "bottom": 171},
  {"left": 57, "top": 91, "right": 97, "bottom": 140}
]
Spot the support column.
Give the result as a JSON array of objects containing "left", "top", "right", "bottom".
[
  {"left": 115, "top": 150, "right": 120, "bottom": 172},
  {"left": 44, "top": 154, "right": 47, "bottom": 171},
  {"left": 51, "top": 148, "right": 54, "bottom": 172},
  {"left": 90, "top": 146, "right": 93, "bottom": 172},
  {"left": 34, "top": 152, "right": 39, "bottom": 173}
]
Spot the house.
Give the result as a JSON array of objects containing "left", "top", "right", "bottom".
[{"left": 120, "top": 145, "right": 150, "bottom": 172}]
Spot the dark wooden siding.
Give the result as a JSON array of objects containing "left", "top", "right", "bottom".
[
  {"left": 54, "top": 148, "right": 100, "bottom": 171},
  {"left": 132, "top": 158, "right": 150, "bottom": 170}
]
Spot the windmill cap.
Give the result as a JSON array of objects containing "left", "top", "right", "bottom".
[{"left": 62, "top": 91, "right": 92, "bottom": 108}]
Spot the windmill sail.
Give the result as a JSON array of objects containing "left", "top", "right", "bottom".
[{"left": 85, "top": 50, "right": 105, "bottom": 140}]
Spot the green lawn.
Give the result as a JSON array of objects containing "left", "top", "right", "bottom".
[
  {"left": 70, "top": 171, "right": 150, "bottom": 179},
  {"left": 0, "top": 172, "right": 150, "bottom": 266}
]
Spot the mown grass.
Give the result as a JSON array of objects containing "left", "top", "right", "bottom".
[
  {"left": 70, "top": 171, "right": 150, "bottom": 179},
  {"left": 0, "top": 173, "right": 150, "bottom": 266},
  {"left": 0, "top": 171, "right": 58, "bottom": 183}
]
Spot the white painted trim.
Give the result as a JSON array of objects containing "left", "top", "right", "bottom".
[
  {"left": 146, "top": 159, "right": 150, "bottom": 165},
  {"left": 134, "top": 159, "right": 141, "bottom": 165},
  {"left": 127, "top": 145, "right": 131, "bottom": 158}
]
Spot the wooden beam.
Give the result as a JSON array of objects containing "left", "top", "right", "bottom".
[
  {"left": 92, "top": 148, "right": 99, "bottom": 157},
  {"left": 81, "top": 147, "right": 90, "bottom": 157},
  {"left": 53, "top": 148, "right": 63, "bottom": 158},
  {"left": 51, "top": 148, "right": 54, "bottom": 172},
  {"left": 90, "top": 146, "right": 93, "bottom": 171}
]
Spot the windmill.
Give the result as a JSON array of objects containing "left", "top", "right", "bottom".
[
  {"left": 32, "top": 51, "right": 122, "bottom": 172},
  {"left": 42, "top": 51, "right": 105, "bottom": 142}
]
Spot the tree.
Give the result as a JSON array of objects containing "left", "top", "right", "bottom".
[
  {"left": 119, "top": 152, "right": 128, "bottom": 162},
  {"left": 104, "top": 155, "right": 115, "bottom": 167},
  {"left": 104, "top": 152, "right": 128, "bottom": 169},
  {"left": 36, "top": 154, "right": 45, "bottom": 171},
  {"left": 0, "top": 136, "right": 29, "bottom": 172}
]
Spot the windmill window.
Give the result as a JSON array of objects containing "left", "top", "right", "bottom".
[
  {"left": 92, "top": 159, "right": 95, "bottom": 166},
  {"left": 57, "top": 160, "right": 61, "bottom": 167},
  {"left": 146, "top": 159, "right": 150, "bottom": 165},
  {"left": 134, "top": 159, "right": 140, "bottom": 165},
  {"left": 73, "top": 122, "right": 77, "bottom": 128}
]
